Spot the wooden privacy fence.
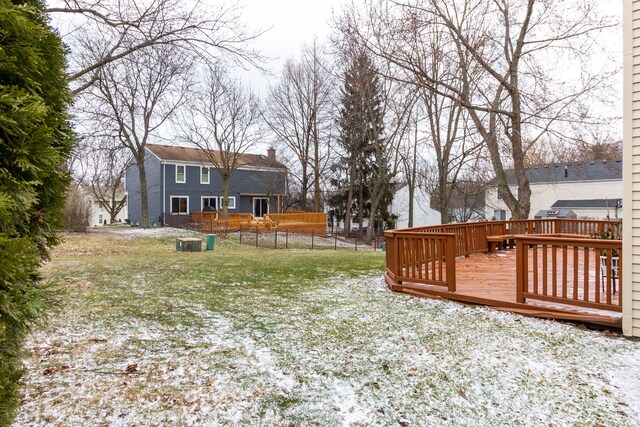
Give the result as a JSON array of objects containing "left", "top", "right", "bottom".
[
  {"left": 186, "top": 211, "right": 327, "bottom": 235},
  {"left": 189, "top": 212, "right": 254, "bottom": 233},
  {"left": 515, "top": 235, "right": 622, "bottom": 312},
  {"left": 264, "top": 212, "right": 327, "bottom": 235}
]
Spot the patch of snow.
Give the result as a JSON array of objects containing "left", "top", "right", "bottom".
[{"left": 15, "top": 270, "right": 640, "bottom": 426}]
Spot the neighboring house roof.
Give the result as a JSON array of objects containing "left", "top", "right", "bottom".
[
  {"left": 534, "top": 209, "right": 577, "bottom": 219},
  {"left": 489, "top": 159, "right": 622, "bottom": 185},
  {"left": 146, "top": 144, "right": 287, "bottom": 170},
  {"left": 551, "top": 199, "right": 622, "bottom": 209}
]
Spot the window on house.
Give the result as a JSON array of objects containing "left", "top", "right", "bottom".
[
  {"left": 201, "top": 166, "right": 210, "bottom": 184},
  {"left": 176, "top": 165, "right": 186, "bottom": 183},
  {"left": 171, "top": 196, "right": 188, "bottom": 214},
  {"left": 98, "top": 213, "right": 103, "bottom": 225},
  {"left": 494, "top": 209, "right": 507, "bottom": 221},
  {"left": 202, "top": 197, "right": 217, "bottom": 212},
  {"left": 497, "top": 188, "right": 502, "bottom": 200},
  {"left": 220, "top": 196, "right": 236, "bottom": 210}
]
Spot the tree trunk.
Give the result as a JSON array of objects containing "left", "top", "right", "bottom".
[
  {"left": 136, "top": 156, "right": 149, "bottom": 228},
  {"left": 344, "top": 158, "right": 356, "bottom": 237},
  {"left": 313, "top": 119, "right": 321, "bottom": 212},
  {"left": 357, "top": 182, "right": 364, "bottom": 232},
  {"left": 407, "top": 122, "right": 418, "bottom": 228},
  {"left": 365, "top": 182, "right": 385, "bottom": 245},
  {"left": 300, "top": 162, "right": 308, "bottom": 211},
  {"left": 222, "top": 177, "right": 230, "bottom": 220}
]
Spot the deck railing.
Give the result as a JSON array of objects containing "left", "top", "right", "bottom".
[
  {"left": 186, "top": 211, "right": 328, "bottom": 235},
  {"left": 384, "top": 218, "right": 622, "bottom": 311},
  {"left": 188, "top": 212, "right": 254, "bottom": 233},
  {"left": 385, "top": 231, "right": 456, "bottom": 291},
  {"left": 515, "top": 235, "right": 622, "bottom": 312}
]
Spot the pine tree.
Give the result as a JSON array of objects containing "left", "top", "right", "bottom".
[
  {"left": 332, "top": 51, "right": 391, "bottom": 236},
  {"left": 0, "top": 0, "right": 73, "bottom": 423}
]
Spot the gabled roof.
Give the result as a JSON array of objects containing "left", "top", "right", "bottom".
[
  {"left": 551, "top": 199, "right": 622, "bottom": 209},
  {"left": 490, "top": 159, "right": 622, "bottom": 185},
  {"left": 146, "top": 144, "right": 287, "bottom": 170}
]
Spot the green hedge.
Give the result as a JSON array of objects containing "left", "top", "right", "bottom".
[{"left": 0, "top": 0, "right": 73, "bottom": 425}]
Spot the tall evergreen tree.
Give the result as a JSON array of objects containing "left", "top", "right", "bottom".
[
  {"left": 332, "top": 51, "right": 391, "bottom": 237},
  {"left": 0, "top": 0, "right": 73, "bottom": 423}
]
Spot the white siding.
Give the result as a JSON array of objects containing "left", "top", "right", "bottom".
[
  {"left": 623, "top": 0, "right": 640, "bottom": 336},
  {"left": 391, "top": 185, "right": 440, "bottom": 229},
  {"left": 485, "top": 180, "right": 622, "bottom": 220}
]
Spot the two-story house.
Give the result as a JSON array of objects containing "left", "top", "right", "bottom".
[
  {"left": 125, "top": 144, "right": 287, "bottom": 226},
  {"left": 485, "top": 159, "right": 622, "bottom": 220}
]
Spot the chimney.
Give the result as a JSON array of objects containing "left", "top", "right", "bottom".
[{"left": 267, "top": 147, "right": 276, "bottom": 160}]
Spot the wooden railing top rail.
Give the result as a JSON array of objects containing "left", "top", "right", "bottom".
[
  {"left": 515, "top": 235, "right": 621, "bottom": 247},
  {"left": 384, "top": 218, "right": 621, "bottom": 236}
]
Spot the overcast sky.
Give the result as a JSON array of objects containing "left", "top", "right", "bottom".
[{"left": 238, "top": 0, "right": 349, "bottom": 93}]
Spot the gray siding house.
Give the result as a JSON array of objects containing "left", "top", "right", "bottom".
[{"left": 125, "top": 144, "right": 287, "bottom": 226}]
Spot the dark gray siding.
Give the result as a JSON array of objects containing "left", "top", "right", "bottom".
[
  {"left": 163, "top": 163, "right": 286, "bottom": 215},
  {"left": 124, "top": 151, "right": 162, "bottom": 226}
]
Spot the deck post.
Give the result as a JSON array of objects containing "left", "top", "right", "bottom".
[
  {"left": 446, "top": 235, "right": 456, "bottom": 292},
  {"left": 516, "top": 237, "right": 525, "bottom": 303}
]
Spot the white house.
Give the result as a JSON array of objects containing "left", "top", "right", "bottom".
[
  {"left": 623, "top": 0, "right": 639, "bottom": 337},
  {"left": 390, "top": 182, "right": 442, "bottom": 229},
  {"left": 485, "top": 159, "right": 622, "bottom": 221},
  {"left": 79, "top": 184, "right": 128, "bottom": 227}
]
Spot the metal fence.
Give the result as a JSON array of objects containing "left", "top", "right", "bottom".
[{"left": 228, "top": 226, "right": 385, "bottom": 251}]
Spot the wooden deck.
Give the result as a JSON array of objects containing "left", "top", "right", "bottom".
[{"left": 386, "top": 249, "right": 622, "bottom": 328}]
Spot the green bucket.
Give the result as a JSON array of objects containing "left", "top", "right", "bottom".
[{"left": 206, "top": 234, "right": 216, "bottom": 251}]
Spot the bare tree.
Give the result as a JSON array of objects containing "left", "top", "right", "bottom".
[
  {"left": 84, "top": 143, "right": 130, "bottom": 223},
  {"left": 399, "top": 109, "right": 422, "bottom": 228},
  {"left": 179, "top": 66, "right": 259, "bottom": 219},
  {"left": 84, "top": 45, "right": 191, "bottom": 227},
  {"left": 47, "top": 0, "right": 264, "bottom": 95},
  {"left": 336, "top": 0, "right": 618, "bottom": 219},
  {"left": 262, "top": 41, "right": 334, "bottom": 212},
  {"left": 364, "top": 78, "right": 415, "bottom": 243}
]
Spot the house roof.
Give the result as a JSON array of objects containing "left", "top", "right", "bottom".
[
  {"left": 490, "top": 159, "right": 622, "bottom": 185},
  {"left": 146, "top": 144, "right": 287, "bottom": 170},
  {"left": 551, "top": 199, "right": 622, "bottom": 209}
]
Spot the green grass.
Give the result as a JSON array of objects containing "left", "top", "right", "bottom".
[
  {"left": 14, "top": 229, "right": 640, "bottom": 426},
  {"left": 44, "top": 232, "right": 385, "bottom": 320}
]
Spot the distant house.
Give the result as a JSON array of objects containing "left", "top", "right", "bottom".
[
  {"left": 390, "top": 182, "right": 440, "bottom": 229},
  {"left": 78, "top": 184, "right": 127, "bottom": 227},
  {"left": 485, "top": 159, "right": 622, "bottom": 220},
  {"left": 125, "top": 144, "right": 287, "bottom": 226}
]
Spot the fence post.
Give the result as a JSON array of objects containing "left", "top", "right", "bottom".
[
  {"left": 446, "top": 235, "right": 457, "bottom": 292},
  {"left": 274, "top": 228, "right": 278, "bottom": 249},
  {"left": 355, "top": 237, "right": 358, "bottom": 252},
  {"left": 286, "top": 229, "right": 289, "bottom": 249},
  {"left": 516, "top": 237, "right": 525, "bottom": 303},
  {"left": 239, "top": 225, "right": 242, "bottom": 244},
  {"left": 334, "top": 233, "right": 337, "bottom": 250},
  {"left": 255, "top": 226, "right": 259, "bottom": 248}
]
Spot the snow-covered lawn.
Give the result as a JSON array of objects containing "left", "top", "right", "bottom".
[{"left": 15, "top": 229, "right": 640, "bottom": 426}]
